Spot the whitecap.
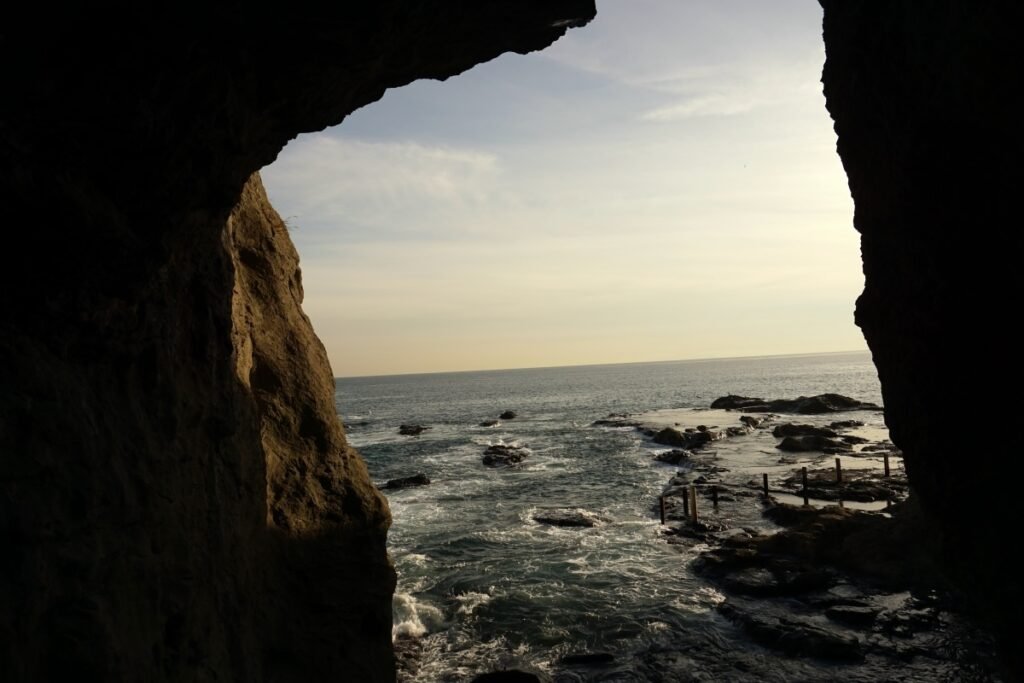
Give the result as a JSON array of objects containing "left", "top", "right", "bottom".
[{"left": 392, "top": 593, "right": 445, "bottom": 640}]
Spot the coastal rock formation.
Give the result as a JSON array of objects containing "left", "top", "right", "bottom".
[
  {"left": 482, "top": 444, "right": 530, "bottom": 467},
  {"left": 772, "top": 423, "right": 838, "bottom": 438},
  {"left": 0, "top": 3, "right": 596, "bottom": 681},
  {"left": 2, "top": 0, "right": 1021, "bottom": 678},
  {"left": 712, "top": 394, "right": 881, "bottom": 414},
  {"left": 399, "top": 424, "right": 430, "bottom": 436},
  {"left": 821, "top": 1, "right": 1022, "bottom": 670},
  {"left": 776, "top": 435, "right": 852, "bottom": 454},
  {"left": 383, "top": 474, "right": 432, "bottom": 490},
  {"left": 532, "top": 509, "right": 606, "bottom": 528}
]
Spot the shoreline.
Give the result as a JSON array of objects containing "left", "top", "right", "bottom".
[{"left": 594, "top": 397, "right": 1000, "bottom": 677}]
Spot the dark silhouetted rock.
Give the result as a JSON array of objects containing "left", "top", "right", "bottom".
[
  {"left": 719, "top": 602, "right": 863, "bottom": 661},
  {"left": 472, "top": 670, "right": 550, "bottom": 683},
  {"left": 712, "top": 395, "right": 767, "bottom": 409},
  {"left": 482, "top": 444, "right": 528, "bottom": 467},
  {"left": 777, "top": 435, "right": 853, "bottom": 453},
  {"left": 479, "top": 419, "right": 500, "bottom": 427},
  {"left": 739, "top": 415, "right": 767, "bottom": 428},
  {"left": 399, "top": 424, "right": 430, "bottom": 436},
  {"left": 825, "top": 605, "right": 881, "bottom": 628},
  {"left": 773, "top": 423, "right": 839, "bottom": 438},
  {"left": 559, "top": 652, "right": 615, "bottom": 666},
  {"left": 653, "top": 427, "right": 722, "bottom": 450},
  {"left": 829, "top": 420, "right": 865, "bottom": 430},
  {"left": 533, "top": 509, "right": 605, "bottom": 528},
  {"left": 712, "top": 394, "right": 881, "bottom": 414},
  {"left": 382, "top": 474, "right": 430, "bottom": 490},
  {"left": 499, "top": 410, "right": 517, "bottom": 420}
]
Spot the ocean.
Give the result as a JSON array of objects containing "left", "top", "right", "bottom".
[{"left": 335, "top": 352, "right": 989, "bottom": 681}]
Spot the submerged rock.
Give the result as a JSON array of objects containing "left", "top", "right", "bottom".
[
  {"left": 652, "top": 427, "right": 722, "bottom": 450},
  {"left": 829, "top": 419, "right": 865, "bottom": 430},
  {"left": 382, "top": 473, "right": 430, "bottom": 490},
  {"left": 739, "top": 414, "right": 768, "bottom": 428},
  {"left": 559, "top": 652, "right": 615, "bottom": 666},
  {"left": 399, "top": 424, "right": 430, "bottom": 436},
  {"left": 777, "top": 435, "right": 852, "bottom": 453},
  {"left": 654, "top": 449, "right": 692, "bottom": 465},
  {"left": 479, "top": 419, "right": 500, "bottom": 427}
]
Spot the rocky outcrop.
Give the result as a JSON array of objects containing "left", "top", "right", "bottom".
[
  {"left": 382, "top": 474, "right": 431, "bottom": 490},
  {"left": 482, "top": 444, "right": 529, "bottom": 467},
  {"left": 0, "top": 3, "right": 596, "bottom": 681},
  {"left": 712, "top": 394, "right": 881, "bottom": 414},
  {"left": 532, "top": 509, "right": 606, "bottom": 528},
  {"left": 820, "top": 2, "right": 1022, "bottom": 672},
  {"left": 399, "top": 424, "right": 430, "bottom": 436}
]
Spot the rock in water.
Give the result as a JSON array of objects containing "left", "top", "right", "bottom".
[
  {"left": 479, "top": 419, "right": 500, "bottom": 427},
  {"left": 777, "top": 435, "right": 853, "bottom": 453},
  {"left": 772, "top": 423, "right": 839, "bottom": 438},
  {"left": 398, "top": 424, "right": 430, "bottom": 436},
  {"left": 382, "top": 474, "right": 430, "bottom": 490},
  {"left": 654, "top": 449, "right": 692, "bottom": 464},
  {"left": 533, "top": 509, "right": 606, "bottom": 528},
  {"left": 499, "top": 410, "right": 517, "bottom": 419},
  {"left": 712, "top": 394, "right": 881, "bottom": 414},
  {"left": 482, "top": 444, "right": 528, "bottom": 466}
]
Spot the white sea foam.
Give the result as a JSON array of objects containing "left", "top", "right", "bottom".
[
  {"left": 453, "top": 590, "right": 493, "bottom": 616},
  {"left": 392, "top": 592, "right": 445, "bottom": 640}
]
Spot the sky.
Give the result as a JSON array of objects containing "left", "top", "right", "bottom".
[{"left": 261, "top": 0, "right": 865, "bottom": 378}]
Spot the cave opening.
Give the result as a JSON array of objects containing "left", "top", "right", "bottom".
[
  {"left": 253, "top": 2, "right": 930, "bottom": 680},
  {"left": 3, "top": 0, "right": 1016, "bottom": 680}
]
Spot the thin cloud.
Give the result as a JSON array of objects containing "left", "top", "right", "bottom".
[{"left": 262, "top": 134, "right": 501, "bottom": 235}]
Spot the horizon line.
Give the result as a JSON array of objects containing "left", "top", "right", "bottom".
[{"left": 334, "top": 348, "right": 872, "bottom": 381}]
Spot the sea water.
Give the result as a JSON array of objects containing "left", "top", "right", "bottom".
[{"left": 335, "top": 352, "right": 957, "bottom": 681}]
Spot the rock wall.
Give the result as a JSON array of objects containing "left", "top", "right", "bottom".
[
  {"left": 3, "top": 0, "right": 1020, "bottom": 678},
  {"left": 820, "top": 1, "right": 1023, "bottom": 673},
  {"left": 0, "top": 3, "right": 596, "bottom": 681}
]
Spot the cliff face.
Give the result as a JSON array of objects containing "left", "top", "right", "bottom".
[
  {"left": 820, "top": 1, "right": 1023, "bottom": 671},
  {"left": 0, "top": 3, "right": 596, "bottom": 681}
]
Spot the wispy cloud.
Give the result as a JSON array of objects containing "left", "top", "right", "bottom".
[{"left": 262, "top": 135, "right": 502, "bottom": 238}]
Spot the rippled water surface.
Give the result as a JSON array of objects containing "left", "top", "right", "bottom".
[{"left": 336, "top": 352, "right": 957, "bottom": 681}]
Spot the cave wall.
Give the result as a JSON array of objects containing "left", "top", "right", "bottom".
[
  {"left": 0, "top": 3, "right": 596, "bottom": 681},
  {"left": 3, "top": 0, "right": 1020, "bottom": 679},
  {"left": 820, "top": 0, "right": 1023, "bottom": 669}
]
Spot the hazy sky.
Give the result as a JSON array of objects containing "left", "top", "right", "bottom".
[{"left": 262, "top": 0, "right": 865, "bottom": 378}]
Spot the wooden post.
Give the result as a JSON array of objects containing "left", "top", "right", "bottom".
[
  {"left": 835, "top": 457, "right": 842, "bottom": 483},
  {"left": 762, "top": 473, "right": 769, "bottom": 498},
  {"left": 681, "top": 487, "right": 689, "bottom": 513},
  {"left": 689, "top": 484, "right": 698, "bottom": 521},
  {"left": 802, "top": 466, "right": 809, "bottom": 506},
  {"left": 659, "top": 495, "right": 666, "bottom": 525},
  {"left": 884, "top": 453, "right": 890, "bottom": 477},
  {"left": 712, "top": 487, "right": 719, "bottom": 508}
]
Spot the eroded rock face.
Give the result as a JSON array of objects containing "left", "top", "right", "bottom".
[
  {"left": 0, "top": 3, "right": 596, "bottom": 681},
  {"left": 821, "top": 1, "right": 1023, "bottom": 673}
]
